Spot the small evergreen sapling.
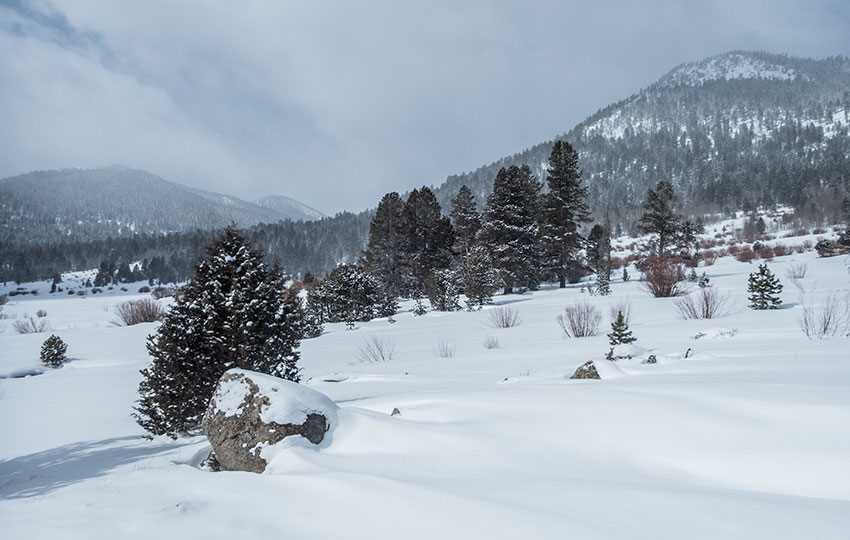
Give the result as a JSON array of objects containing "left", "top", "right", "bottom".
[
  {"left": 40, "top": 334, "right": 67, "bottom": 368},
  {"left": 622, "top": 267, "right": 630, "bottom": 282},
  {"left": 608, "top": 312, "right": 636, "bottom": 346},
  {"left": 606, "top": 311, "right": 635, "bottom": 361},
  {"left": 747, "top": 264, "right": 783, "bottom": 310}
]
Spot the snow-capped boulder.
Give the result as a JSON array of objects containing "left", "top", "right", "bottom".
[
  {"left": 202, "top": 369, "right": 338, "bottom": 473},
  {"left": 569, "top": 361, "right": 601, "bottom": 380}
]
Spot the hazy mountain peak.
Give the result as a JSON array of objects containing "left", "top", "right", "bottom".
[{"left": 657, "top": 50, "right": 804, "bottom": 88}]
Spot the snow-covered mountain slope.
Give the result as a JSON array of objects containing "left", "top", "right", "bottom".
[
  {"left": 0, "top": 166, "right": 323, "bottom": 246},
  {"left": 254, "top": 195, "right": 327, "bottom": 221},
  {"left": 1, "top": 233, "right": 849, "bottom": 539},
  {"left": 436, "top": 51, "right": 850, "bottom": 216},
  {"left": 656, "top": 51, "right": 803, "bottom": 87}
]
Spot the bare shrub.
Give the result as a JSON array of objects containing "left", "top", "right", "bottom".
[
  {"left": 482, "top": 334, "right": 500, "bottom": 349},
  {"left": 487, "top": 306, "right": 522, "bottom": 329},
  {"left": 113, "top": 299, "right": 166, "bottom": 326},
  {"left": 608, "top": 297, "right": 632, "bottom": 325},
  {"left": 641, "top": 258, "right": 688, "bottom": 298},
  {"left": 557, "top": 301, "right": 602, "bottom": 338},
  {"left": 701, "top": 251, "right": 718, "bottom": 266},
  {"left": 674, "top": 288, "right": 732, "bottom": 320},
  {"left": 356, "top": 333, "right": 396, "bottom": 363},
  {"left": 36, "top": 309, "right": 48, "bottom": 318},
  {"left": 13, "top": 316, "right": 51, "bottom": 334},
  {"left": 798, "top": 291, "right": 850, "bottom": 339},
  {"left": 785, "top": 262, "right": 808, "bottom": 280},
  {"left": 433, "top": 338, "right": 457, "bottom": 358},
  {"left": 735, "top": 247, "right": 757, "bottom": 263}
]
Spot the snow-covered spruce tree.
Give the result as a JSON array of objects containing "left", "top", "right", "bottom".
[
  {"left": 595, "top": 271, "right": 611, "bottom": 296},
  {"left": 478, "top": 165, "right": 542, "bottom": 294},
  {"left": 540, "top": 140, "right": 591, "bottom": 288},
  {"left": 608, "top": 311, "right": 636, "bottom": 346},
  {"left": 638, "top": 180, "right": 683, "bottom": 257},
  {"left": 427, "top": 269, "right": 461, "bottom": 312},
  {"left": 463, "top": 245, "right": 502, "bottom": 310},
  {"left": 401, "top": 187, "right": 455, "bottom": 296},
  {"left": 747, "top": 264, "right": 783, "bottom": 310},
  {"left": 40, "top": 334, "right": 68, "bottom": 368},
  {"left": 135, "top": 226, "right": 305, "bottom": 437},
  {"left": 449, "top": 185, "right": 481, "bottom": 272},
  {"left": 362, "top": 192, "right": 406, "bottom": 300},
  {"left": 305, "top": 263, "right": 390, "bottom": 323}
]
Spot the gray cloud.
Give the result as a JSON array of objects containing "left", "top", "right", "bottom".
[{"left": 1, "top": 0, "right": 848, "bottom": 214}]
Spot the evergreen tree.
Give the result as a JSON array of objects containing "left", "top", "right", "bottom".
[
  {"left": 449, "top": 185, "right": 481, "bottom": 271},
  {"left": 305, "top": 264, "right": 388, "bottom": 323},
  {"left": 427, "top": 269, "right": 461, "bottom": 312},
  {"left": 595, "top": 271, "right": 611, "bottom": 296},
  {"left": 463, "top": 246, "right": 502, "bottom": 310},
  {"left": 540, "top": 140, "right": 591, "bottom": 287},
  {"left": 585, "top": 224, "right": 605, "bottom": 274},
  {"left": 401, "top": 187, "right": 455, "bottom": 295},
  {"left": 362, "top": 192, "right": 406, "bottom": 299},
  {"left": 608, "top": 312, "right": 636, "bottom": 346},
  {"left": 747, "top": 264, "right": 783, "bottom": 310},
  {"left": 40, "top": 334, "right": 68, "bottom": 368},
  {"left": 638, "top": 181, "right": 683, "bottom": 257},
  {"left": 135, "top": 226, "right": 305, "bottom": 437},
  {"left": 478, "top": 165, "right": 542, "bottom": 294},
  {"left": 622, "top": 267, "right": 630, "bottom": 282}
]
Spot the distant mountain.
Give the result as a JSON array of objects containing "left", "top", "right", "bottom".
[
  {"left": 0, "top": 166, "right": 323, "bottom": 245},
  {"left": 435, "top": 51, "right": 850, "bottom": 221},
  {"left": 254, "top": 195, "right": 326, "bottom": 221}
]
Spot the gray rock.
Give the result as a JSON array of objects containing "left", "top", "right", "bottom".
[
  {"left": 202, "top": 370, "right": 335, "bottom": 473},
  {"left": 569, "top": 361, "right": 601, "bottom": 380},
  {"left": 643, "top": 354, "right": 657, "bottom": 364},
  {"left": 391, "top": 407, "right": 401, "bottom": 416}
]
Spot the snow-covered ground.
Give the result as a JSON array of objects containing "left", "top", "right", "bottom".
[{"left": 2, "top": 243, "right": 850, "bottom": 538}]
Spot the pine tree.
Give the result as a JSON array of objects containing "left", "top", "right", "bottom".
[
  {"left": 135, "top": 226, "right": 305, "bottom": 437},
  {"left": 622, "top": 267, "right": 630, "bottom": 282},
  {"left": 608, "top": 312, "right": 636, "bottom": 346},
  {"left": 747, "top": 264, "right": 783, "bottom": 310},
  {"left": 40, "top": 334, "right": 67, "bottom": 368},
  {"left": 401, "top": 187, "right": 455, "bottom": 296},
  {"left": 463, "top": 246, "right": 502, "bottom": 310},
  {"left": 305, "top": 264, "right": 387, "bottom": 323},
  {"left": 540, "top": 141, "right": 591, "bottom": 288},
  {"left": 478, "top": 165, "right": 542, "bottom": 294},
  {"left": 362, "top": 192, "right": 406, "bottom": 299},
  {"left": 586, "top": 224, "right": 605, "bottom": 274},
  {"left": 449, "top": 185, "right": 481, "bottom": 272},
  {"left": 638, "top": 180, "right": 682, "bottom": 257},
  {"left": 427, "top": 269, "right": 461, "bottom": 312},
  {"left": 596, "top": 271, "right": 611, "bottom": 296}
]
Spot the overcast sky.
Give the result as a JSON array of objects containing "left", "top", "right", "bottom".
[{"left": 1, "top": 1, "right": 849, "bottom": 214}]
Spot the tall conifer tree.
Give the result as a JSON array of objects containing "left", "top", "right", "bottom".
[
  {"left": 540, "top": 140, "right": 591, "bottom": 288},
  {"left": 478, "top": 165, "right": 542, "bottom": 294},
  {"left": 363, "top": 192, "right": 405, "bottom": 299},
  {"left": 639, "top": 180, "right": 682, "bottom": 257},
  {"left": 449, "top": 185, "right": 481, "bottom": 272},
  {"left": 401, "top": 187, "right": 455, "bottom": 295}
]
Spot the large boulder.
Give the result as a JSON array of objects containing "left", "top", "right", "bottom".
[{"left": 202, "top": 369, "right": 338, "bottom": 473}]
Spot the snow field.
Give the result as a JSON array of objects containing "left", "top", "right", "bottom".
[{"left": 1, "top": 248, "right": 849, "bottom": 539}]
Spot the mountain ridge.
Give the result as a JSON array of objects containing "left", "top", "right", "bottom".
[{"left": 0, "top": 165, "right": 325, "bottom": 245}]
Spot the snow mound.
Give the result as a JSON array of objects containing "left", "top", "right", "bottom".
[{"left": 694, "top": 328, "right": 739, "bottom": 340}]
